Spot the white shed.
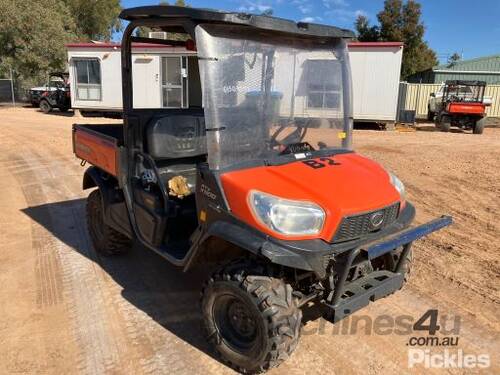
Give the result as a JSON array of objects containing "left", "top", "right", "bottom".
[
  {"left": 66, "top": 41, "right": 403, "bottom": 123},
  {"left": 348, "top": 42, "right": 404, "bottom": 123}
]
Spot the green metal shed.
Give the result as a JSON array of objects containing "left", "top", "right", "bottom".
[{"left": 408, "top": 54, "right": 500, "bottom": 84}]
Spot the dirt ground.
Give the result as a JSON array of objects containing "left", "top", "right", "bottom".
[{"left": 0, "top": 107, "right": 498, "bottom": 374}]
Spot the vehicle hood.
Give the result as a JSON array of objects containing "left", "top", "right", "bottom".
[{"left": 220, "top": 152, "right": 402, "bottom": 241}]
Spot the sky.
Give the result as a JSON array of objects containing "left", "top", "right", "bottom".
[{"left": 120, "top": 0, "right": 500, "bottom": 63}]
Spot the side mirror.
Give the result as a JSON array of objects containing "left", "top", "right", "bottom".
[{"left": 430, "top": 93, "right": 435, "bottom": 97}]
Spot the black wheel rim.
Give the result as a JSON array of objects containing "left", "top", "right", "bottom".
[{"left": 213, "top": 294, "right": 260, "bottom": 354}]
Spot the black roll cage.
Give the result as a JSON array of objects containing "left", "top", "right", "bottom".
[
  {"left": 119, "top": 5, "right": 355, "bottom": 151},
  {"left": 117, "top": 5, "right": 357, "bottom": 179},
  {"left": 442, "top": 79, "right": 486, "bottom": 103}
]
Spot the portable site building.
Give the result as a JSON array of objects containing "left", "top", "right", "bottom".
[
  {"left": 407, "top": 54, "right": 500, "bottom": 85},
  {"left": 66, "top": 41, "right": 403, "bottom": 124},
  {"left": 66, "top": 42, "right": 201, "bottom": 112},
  {"left": 348, "top": 42, "right": 403, "bottom": 123}
]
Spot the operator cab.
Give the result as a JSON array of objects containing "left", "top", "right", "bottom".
[{"left": 120, "top": 6, "right": 354, "bottom": 257}]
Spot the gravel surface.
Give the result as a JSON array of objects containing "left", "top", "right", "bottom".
[{"left": 1, "top": 107, "right": 498, "bottom": 374}]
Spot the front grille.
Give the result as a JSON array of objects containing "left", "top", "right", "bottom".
[{"left": 332, "top": 203, "right": 400, "bottom": 243}]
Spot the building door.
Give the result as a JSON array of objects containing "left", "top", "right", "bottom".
[
  {"left": 161, "top": 56, "right": 188, "bottom": 108},
  {"left": 133, "top": 56, "right": 161, "bottom": 109}
]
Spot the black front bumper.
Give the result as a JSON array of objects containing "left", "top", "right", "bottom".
[
  {"left": 259, "top": 204, "right": 452, "bottom": 323},
  {"left": 323, "top": 269, "right": 404, "bottom": 322},
  {"left": 260, "top": 203, "right": 451, "bottom": 278},
  {"left": 321, "top": 215, "right": 452, "bottom": 322}
]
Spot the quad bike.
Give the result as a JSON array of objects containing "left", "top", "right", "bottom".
[
  {"left": 38, "top": 72, "right": 71, "bottom": 114},
  {"left": 432, "top": 80, "right": 487, "bottom": 134},
  {"left": 72, "top": 6, "right": 452, "bottom": 373}
]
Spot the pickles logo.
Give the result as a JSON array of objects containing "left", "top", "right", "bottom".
[{"left": 408, "top": 349, "right": 490, "bottom": 369}]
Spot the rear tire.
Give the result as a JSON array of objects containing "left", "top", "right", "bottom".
[
  {"left": 39, "top": 100, "right": 52, "bottom": 114},
  {"left": 439, "top": 115, "right": 451, "bottom": 132},
  {"left": 473, "top": 118, "right": 485, "bottom": 134},
  {"left": 427, "top": 107, "right": 434, "bottom": 121},
  {"left": 202, "top": 259, "right": 302, "bottom": 374},
  {"left": 86, "top": 189, "right": 131, "bottom": 255}
]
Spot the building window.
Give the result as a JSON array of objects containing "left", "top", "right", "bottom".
[
  {"left": 74, "top": 59, "right": 101, "bottom": 101},
  {"left": 161, "top": 56, "right": 188, "bottom": 108},
  {"left": 308, "top": 83, "right": 340, "bottom": 109},
  {"left": 306, "top": 60, "right": 341, "bottom": 109}
]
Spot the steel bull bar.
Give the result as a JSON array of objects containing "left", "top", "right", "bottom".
[{"left": 323, "top": 215, "right": 453, "bottom": 322}]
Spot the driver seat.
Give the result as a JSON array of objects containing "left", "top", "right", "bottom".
[{"left": 146, "top": 113, "right": 207, "bottom": 191}]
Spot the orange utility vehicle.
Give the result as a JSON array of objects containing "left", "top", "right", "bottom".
[
  {"left": 72, "top": 6, "right": 452, "bottom": 373},
  {"left": 434, "top": 80, "right": 487, "bottom": 134}
]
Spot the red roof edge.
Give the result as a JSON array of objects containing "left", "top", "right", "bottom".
[
  {"left": 348, "top": 42, "right": 403, "bottom": 48},
  {"left": 66, "top": 41, "right": 404, "bottom": 49},
  {"left": 66, "top": 42, "right": 175, "bottom": 49}
]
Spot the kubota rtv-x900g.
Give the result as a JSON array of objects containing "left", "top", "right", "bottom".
[{"left": 72, "top": 6, "right": 452, "bottom": 373}]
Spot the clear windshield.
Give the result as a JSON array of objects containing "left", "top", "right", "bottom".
[{"left": 195, "top": 24, "right": 353, "bottom": 170}]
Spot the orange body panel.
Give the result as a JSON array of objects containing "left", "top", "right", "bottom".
[
  {"left": 74, "top": 129, "right": 118, "bottom": 176},
  {"left": 221, "top": 153, "right": 402, "bottom": 242},
  {"left": 446, "top": 102, "right": 485, "bottom": 115}
]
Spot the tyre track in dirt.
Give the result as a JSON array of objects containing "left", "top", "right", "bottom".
[
  {"left": 8, "top": 146, "right": 123, "bottom": 374},
  {"left": 0, "top": 119, "right": 229, "bottom": 375}
]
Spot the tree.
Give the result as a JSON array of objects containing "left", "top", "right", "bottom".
[
  {"left": 354, "top": 0, "right": 437, "bottom": 79},
  {"left": 136, "top": 0, "right": 189, "bottom": 39},
  {"left": 61, "top": 0, "right": 122, "bottom": 41},
  {"left": 0, "top": 0, "right": 77, "bottom": 91},
  {"left": 447, "top": 52, "right": 461, "bottom": 65},
  {"left": 355, "top": 15, "right": 379, "bottom": 42}
]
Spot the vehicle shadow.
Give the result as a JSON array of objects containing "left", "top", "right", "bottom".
[
  {"left": 415, "top": 124, "right": 466, "bottom": 133},
  {"left": 22, "top": 197, "right": 326, "bottom": 366},
  {"left": 22, "top": 198, "right": 218, "bottom": 363},
  {"left": 36, "top": 109, "right": 75, "bottom": 117}
]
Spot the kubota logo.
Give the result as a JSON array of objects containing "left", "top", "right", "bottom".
[{"left": 369, "top": 211, "right": 384, "bottom": 228}]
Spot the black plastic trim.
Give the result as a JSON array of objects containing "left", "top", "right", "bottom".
[
  {"left": 120, "top": 5, "right": 355, "bottom": 40},
  {"left": 195, "top": 203, "right": 417, "bottom": 278}
]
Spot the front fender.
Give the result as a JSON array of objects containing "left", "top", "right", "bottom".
[{"left": 184, "top": 219, "right": 318, "bottom": 274}]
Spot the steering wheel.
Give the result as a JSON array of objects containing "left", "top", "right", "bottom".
[{"left": 269, "top": 121, "right": 308, "bottom": 150}]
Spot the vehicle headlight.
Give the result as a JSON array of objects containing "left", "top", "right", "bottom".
[
  {"left": 389, "top": 172, "right": 406, "bottom": 200},
  {"left": 248, "top": 190, "right": 325, "bottom": 236}
]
